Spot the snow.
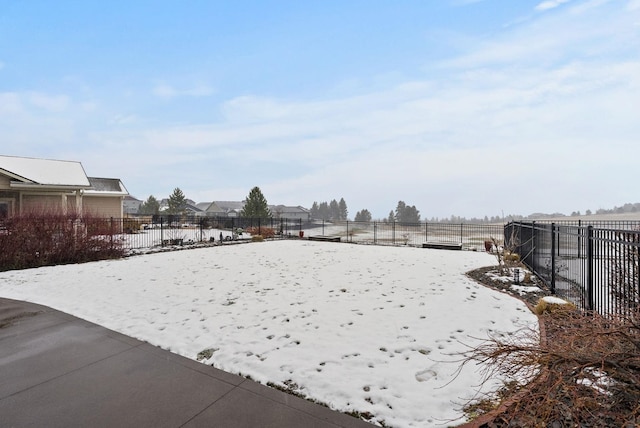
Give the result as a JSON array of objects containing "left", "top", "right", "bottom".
[
  {"left": 0, "top": 154, "right": 90, "bottom": 186},
  {"left": 576, "top": 368, "right": 615, "bottom": 396},
  {"left": 542, "top": 296, "right": 571, "bottom": 305},
  {"left": 511, "top": 284, "right": 541, "bottom": 295},
  {"left": 0, "top": 240, "right": 538, "bottom": 427}
]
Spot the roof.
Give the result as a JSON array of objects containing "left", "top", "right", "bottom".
[
  {"left": 0, "top": 155, "right": 91, "bottom": 187},
  {"left": 214, "top": 201, "right": 245, "bottom": 211},
  {"left": 270, "top": 205, "right": 310, "bottom": 213},
  {"left": 83, "top": 177, "right": 129, "bottom": 196}
]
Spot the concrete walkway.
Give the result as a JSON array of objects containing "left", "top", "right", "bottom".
[{"left": 0, "top": 298, "right": 373, "bottom": 428}]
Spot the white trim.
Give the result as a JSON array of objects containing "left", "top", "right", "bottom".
[{"left": 9, "top": 181, "right": 91, "bottom": 191}]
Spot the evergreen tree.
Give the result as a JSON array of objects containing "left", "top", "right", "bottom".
[
  {"left": 167, "top": 188, "right": 187, "bottom": 215},
  {"left": 395, "top": 201, "right": 406, "bottom": 221},
  {"left": 240, "top": 186, "right": 271, "bottom": 218},
  {"left": 395, "top": 200, "right": 421, "bottom": 223},
  {"left": 318, "top": 202, "right": 330, "bottom": 220},
  {"left": 354, "top": 209, "right": 372, "bottom": 222},
  {"left": 338, "top": 198, "right": 348, "bottom": 220},
  {"left": 138, "top": 195, "right": 160, "bottom": 215},
  {"left": 329, "top": 199, "right": 340, "bottom": 220},
  {"left": 310, "top": 202, "right": 319, "bottom": 219}
]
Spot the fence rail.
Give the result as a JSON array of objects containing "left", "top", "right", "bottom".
[
  {"left": 112, "top": 216, "right": 504, "bottom": 252},
  {"left": 301, "top": 220, "right": 503, "bottom": 250},
  {"left": 506, "top": 221, "right": 640, "bottom": 317}
]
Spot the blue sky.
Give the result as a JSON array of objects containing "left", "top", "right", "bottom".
[{"left": 1, "top": 0, "right": 639, "bottom": 219}]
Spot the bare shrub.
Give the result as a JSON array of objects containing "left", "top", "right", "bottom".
[
  {"left": 463, "top": 309, "right": 640, "bottom": 426},
  {"left": 491, "top": 227, "right": 521, "bottom": 276},
  {"left": 245, "top": 226, "right": 276, "bottom": 238},
  {"left": 0, "top": 211, "right": 124, "bottom": 271}
]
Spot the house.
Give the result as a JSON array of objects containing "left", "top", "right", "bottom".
[
  {"left": 213, "top": 201, "right": 245, "bottom": 217},
  {"left": 200, "top": 201, "right": 310, "bottom": 220},
  {"left": 123, "top": 195, "right": 143, "bottom": 215},
  {"left": 197, "top": 202, "right": 226, "bottom": 217},
  {"left": 269, "top": 205, "right": 311, "bottom": 221},
  {"left": 157, "top": 198, "right": 199, "bottom": 215},
  {"left": 0, "top": 155, "right": 129, "bottom": 219}
]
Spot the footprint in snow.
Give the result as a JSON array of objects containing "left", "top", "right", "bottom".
[{"left": 415, "top": 368, "right": 438, "bottom": 382}]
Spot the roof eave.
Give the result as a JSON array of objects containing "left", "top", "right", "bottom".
[
  {"left": 82, "top": 190, "right": 129, "bottom": 197},
  {"left": 9, "top": 181, "right": 93, "bottom": 191}
]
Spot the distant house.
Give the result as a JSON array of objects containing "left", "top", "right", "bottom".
[
  {"left": 198, "top": 202, "right": 226, "bottom": 217},
  {"left": 200, "top": 201, "right": 310, "bottom": 220},
  {"left": 269, "top": 205, "right": 311, "bottom": 221},
  {"left": 123, "top": 195, "right": 143, "bottom": 215},
  {"left": 158, "top": 198, "right": 196, "bottom": 214},
  {"left": 213, "top": 201, "right": 245, "bottom": 217},
  {"left": 183, "top": 203, "right": 203, "bottom": 216},
  {"left": 0, "top": 155, "right": 128, "bottom": 219}
]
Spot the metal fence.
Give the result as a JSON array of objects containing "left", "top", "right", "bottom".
[
  {"left": 301, "top": 220, "right": 503, "bottom": 251},
  {"left": 108, "top": 216, "right": 307, "bottom": 250},
  {"left": 66, "top": 216, "right": 503, "bottom": 252},
  {"left": 505, "top": 221, "right": 640, "bottom": 317}
]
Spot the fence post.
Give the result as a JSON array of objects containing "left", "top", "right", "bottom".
[
  {"left": 425, "top": 222, "right": 428, "bottom": 242},
  {"left": 392, "top": 221, "right": 396, "bottom": 245},
  {"left": 346, "top": 221, "right": 349, "bottom": 242},
  {"left": 578, "top": 219, "right": 582, "bottom": 258},
  {"left": 374, "top": 222, "right": 377, "bottom": 245},
  {"left": 160, "top": 217, "right": 164, "bottom": 247},
  {"left": 322, "top": 219, "right": 325, "bottom": 236},
  {"left": 110, "top": 217, "right": 114, "bottom": 250},
  {"left": 551, "top": 223, "right": 556, "bottom": 294},
  {"left": 460, "top": 223, "right": 463, "bottom": 244},
  {"left": 532, "top": 221, "right": 536, "bottom": 272},
  {"left": 587, "top": 225, "right": 594, "bottom": 311}
]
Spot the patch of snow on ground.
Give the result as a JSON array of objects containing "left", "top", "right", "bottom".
[
  {"left": 576, "top": 368, "right": 615, "bottom": 396},
  {"left": 542, "top": 296, "right": 571, "bottom": 305},
  {"left": 0, "top": 241, "right": 538, "bottom": 427},
  {"left": 511, "top": 284, "right": 541, "bottom": 295}
]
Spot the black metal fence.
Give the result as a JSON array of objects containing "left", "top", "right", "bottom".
[
  {"left": 301, "top": 220, "right": 503, "bottom": 251},
  {"left": 113, "top": 216, "right": 307, "bottom": 249},
  {"left": 505, "top": 221, "right": 640, "bottom": 317},
  {"left": 112, "top": 216, "right": 504, "bottom": 251}
]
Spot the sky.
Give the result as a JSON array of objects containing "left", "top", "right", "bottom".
[{"left": 1, "top": 0, "right": 639, "bottom": 220}]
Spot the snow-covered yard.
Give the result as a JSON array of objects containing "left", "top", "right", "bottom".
[{"left": 0, "top": 240, "right": 537, "bottom": 427}]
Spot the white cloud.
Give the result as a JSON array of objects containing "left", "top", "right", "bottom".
[
  {"left": 536, "top": 0, "right": 572, "bottom": 11},
  {"left": 89, "top": 48, "right": 639, "bottom": 216},
  {"left": 152, "top": 82, "right": 215, "bottom": 99},
  {"left": 0, "top": 92, "right": 23, "bottom": 114},
  {"left": 8, "top": 0, "right": 640, "bottom": 218},
  {"left": 27, "top": 92, "right": 70, "bottom": 112}
]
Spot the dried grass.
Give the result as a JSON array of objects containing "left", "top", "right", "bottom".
[{"left": 463, "top": 309, "right": 640, "bottom": 427}]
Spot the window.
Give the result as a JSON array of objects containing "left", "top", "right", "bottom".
[{"left": 0, "top": 200, "right": 13, "bottom": 219}]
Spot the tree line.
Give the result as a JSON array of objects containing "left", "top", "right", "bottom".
[
  {"left": 138, "top": 187, "right": 639, "bottom": 223},
  {"left": 137, "top": 186, "right": 271, "bottom": 218},
  {"left": 309, "top": 199, "right": 348, "bottom": 221}
]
